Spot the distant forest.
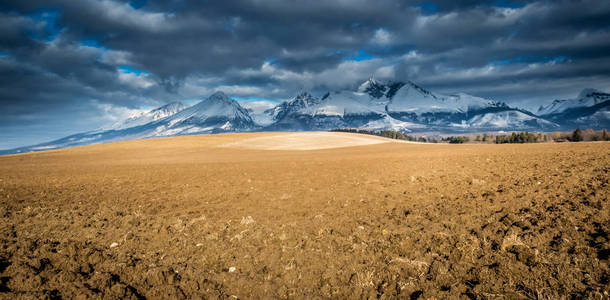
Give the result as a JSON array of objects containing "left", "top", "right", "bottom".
[{"left": 330, "top": 128, "right": 610, "bottom": 144}]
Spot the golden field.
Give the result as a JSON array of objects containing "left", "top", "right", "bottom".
[{"left": 0, "top": 132, "right": 608, "bottom": 299}]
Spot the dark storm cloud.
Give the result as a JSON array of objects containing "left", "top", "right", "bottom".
[
  {"left": 4, "top": 0, "right": 407, "bottom": 77},
  {"left": 1, "top": 0, "right": 610, "bottom": 148}
]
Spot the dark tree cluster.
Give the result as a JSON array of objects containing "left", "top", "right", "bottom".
[
  {"left": 570, "top": 128, "right": 583, "bottom": 142},
  {"left": 444, "top": 136, "right": 469, "bottom": 144},
  {"left": 330, "top": 128, "right": 378, "bottom": 136},
  {"left": 495, "top": 132, "right": 542, "bottom": 144},
  {"left": 550, "top": 128, "right": 609, "bottom": 142},
  {"left": 379, "top": 130, "right": 413, "bottom": 141}
]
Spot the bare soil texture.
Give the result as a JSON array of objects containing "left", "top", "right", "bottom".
[{"left": 0, "top": 132, "right": 608, "bottom": 299}]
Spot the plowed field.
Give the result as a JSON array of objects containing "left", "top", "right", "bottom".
[{"left": 0, "top": 132, "right": 608, "bottom": 299}]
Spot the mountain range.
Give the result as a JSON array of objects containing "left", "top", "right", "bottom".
[{"left": 2, "top": 79, "right": 608, "bottom": 154}]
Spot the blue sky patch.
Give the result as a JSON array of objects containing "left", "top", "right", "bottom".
[
  {"left": 345, "top": 49, "right": 376, "bottom": 62},
  {"left": 80, "top": 38, "right": 107, "bottom": 50},
  {"left": 489, "top": 56, "right": 568, "bottom": 66},
  {"left": 27, "top": 8, "right": 62, "bottom": 42},
  {"left": 129, "top": 0, "right": 148, "bottom": 9},
  {"left": 119, "top": 65, "right": 149, "bottom": 75},
  {"left": 419, "top": 3, "right": 439, "bottom": 15},
  {"left": 224, "top": 17, "right": 241, "bottom": 33}
]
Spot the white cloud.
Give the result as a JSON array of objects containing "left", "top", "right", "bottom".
[
  {"left": 117, "top": 70, "right": 155, "bottom": 89},
  {"left": 91, "top": 100, "right": 149, "bottom": 125},
  {"left": 100, "top": 50, "right": 132, "bottom": 66},
  {"left": 217, "top": 85, "right": 265, "bottom": 96},
  {"left": 401, "top": 50, "right": 420, "bottom": 61},
  {"left": 178, "top": 75, "right": 269, "bottom": 99},
  {"left": 372, "top": 28, "right": 392, "bottom": 45},
  {"left": 96, "top": 0, "right": 176, "bottom": 32},
  {"left": 374, "top": 65, "right": 395, "bottom": 78}
]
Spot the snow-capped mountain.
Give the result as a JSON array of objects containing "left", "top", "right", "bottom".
[
  {"left": 266, "top": 92, "right": 322, "bottom": 119},
  {"left": 2, "top": 80, "right": 607, "bottom": 155},
  {"left": 538, "top": 89, "right": 609, "bottom": 115},
  {"left": 109, "top": 101, "right": 187, "bottom": 130},
  {"left": 537, "top": 89, "right": 610, "bottom": 129},
  {"left": 264, "top": 78, "right": 557, "bottom": 132},
  {"left": 2, "top": 92, "right": 257, "bottom": 154},
  {"left": 154, "top": 91, "right": 256, "bottom": 135}
]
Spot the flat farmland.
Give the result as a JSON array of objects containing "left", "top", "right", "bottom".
[{"left": 0, "top": 132, "right": 608, "bottom": 299}]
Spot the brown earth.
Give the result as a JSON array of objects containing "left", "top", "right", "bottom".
[{"left": 0, "top": 132, "right": 608, "bottom": 299}]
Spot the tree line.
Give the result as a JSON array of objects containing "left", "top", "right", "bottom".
[{"left": 331, "top": 128, "right": 610, "bottom": 144}]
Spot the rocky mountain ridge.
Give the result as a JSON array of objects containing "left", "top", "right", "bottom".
[{"left": 2, "top": 79, "right": 608, "bottom": 154}]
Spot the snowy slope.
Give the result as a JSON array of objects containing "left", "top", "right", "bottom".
[
  {"left": 266, "top": 90, "right": 389, "bottom": 131},
  {"left": 575, "top": 108, "right": 610, "bottom": 127},
  {"left": 267, "top": 92, "right": 321, "bottom": 119},
  {"left": 358, "top": 115, "right": 425, "bottom": 132},
  {"left": 387, "top": 82, "right": 506, "bottom": 116},
  {"left": 109, "top": 102, "right": 187, "bottom": 130},
  {"left": 467, "top": 110, "right": 558, "bottom": 129},
  {"left": 356, "top": 78, "right": 500, "bottom": 114},
  {"left": 538, "top": 89, "right": 610, "bottom": 115},
  {"left": 537, "top": 88, "right": 610, "bottom": 129}
]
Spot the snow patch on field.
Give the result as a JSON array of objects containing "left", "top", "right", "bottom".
[{"left": 220, "top": 132, "right": 391, "bottom": 150}]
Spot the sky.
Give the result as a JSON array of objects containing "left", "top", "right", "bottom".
[{"left": 1, "top": 0, "right": 610, "bottom": 149}]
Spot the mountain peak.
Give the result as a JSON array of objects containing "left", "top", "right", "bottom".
[
  {"left": 295, "top": 91, "right": 313, "bottom": 99},
  {"left": 292, "top": 91, "right": 318, "bottom": 106},
  {"left": 158, "top": 90, "right": 255, "bottom": 132},
  {"left": 357, "top": 77, "right": 381, "bottom": 90},
  {"left": 538, "top": 88, "right": 610, "bottom": 115},
  {"left": 356, "top": 78, "right": 433, "bottom": 99},
  {"left": 357, "top": 77, "right": 389, "bottom": 98},
  {"left": 402, "top": 80, "right": 435, "bottom": 98},
  {"left": 359, "top": 76, "right": 379, "bottom": 86},
  {"left": 207, "top": 91, "right": 232, "bottom": 103}
]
